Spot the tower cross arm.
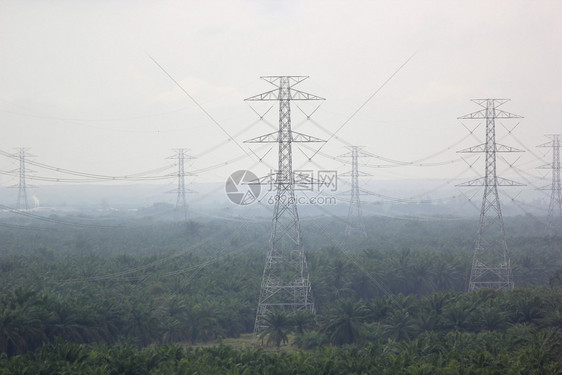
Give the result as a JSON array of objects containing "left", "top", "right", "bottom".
[
  {"left": 537, "top": 163, "right": 554, "bottom": 169},
  {"left": 457, "top": 144, "right": 485, "bottom": 153},
  {"left": 289, "top": 89, "right": 325, "bottom": 101},
  {"left": 537, "top": 140, "right": 557, "bottom": 148},
  {"left": 495, "top": 144, "right": 524, "bottom": 152},
  {"left": 456, "top": 177, "right": 486, "bottom": 186},
  {"left": 457, "top": 177, "right": 525, "bottom": 187},
  {"left": 8, "top": 168, "right": 36, "bottom": 174},
  {"left": 537, "top": 184, "right": 553, "bottom": 190},
  {"left": 494, "top": 109, "right": 524, "bottom": 119},
  {"left": 341, "top": 171, "right": 371, "bottom": 177},
  {"left": 458, "top": 110, "right": 487, "bottom": 119},
  {"left": 244, "top": 131, "right": 279, "bottom": 143},
  {"left": 458, "top": 109, "right": 523, "bottom": 120},
  {"left": 261, "top": 76, "right": 309, "bottom": 86},
  {"left": 292, "top": 131, "right": 325, "bottom": 142},
  {"left": 471, "top": 98, "right": 511, "bottom": 107},
  {"left": 496, "top": 177, "right": 526, "bottom": 186},
  {"left": 245, "top": 89, "right": 282, "bottom": 101},
  {"left": 166, "top": 187, "right": 197, "bottom": 194},
  {"left": 8, "top": 183, "right": 37, "bottom": 189},
  {"left": 244, "top": 131, "right": 325, "bottom": 143},
  {"left": 166, "top": 156, "right": 196, "bottom": 161},
  {"left": 244, "top": 88, "right": 325, "bottom": 102},
  {"left": 339, "top": 149, "right": 376, "bottom": 158},
  {"left": 458, "top": 143, "right": 523, "bottom": 153}
]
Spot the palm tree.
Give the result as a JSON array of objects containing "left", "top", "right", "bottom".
[
  {"left": 44, "top": 296, "right": 101, "bottom": 343},
  {"left": 0, "top": 295, "right": 44, "bottom": 355},
  {"left": 408, "top": 261, "right": 436, "bottom": 295},
  {"left": 258, "top": 310, "right": 291, "bottom": 348},
  {"left": 413, "top": 309, "right": 443, "bottom": 333},
  {"left": 477, "top": 306, "right": 508, "bottom": 331},
  {"left": 290, "top": 310, "right": 316, "bottom": 334},
  {"left": 365, "top": 297, "right": 391, "bottom": 321},
  {"left": 538, "top": 307, "right": 562, "bottom": 330},
  {"left": 186, "top": 302, "right": 221, "bottom": 344},
  {"left": 511, "top": 293, "right": 543, "bottom": 324},
  {"left": 123, "top": 298, "right": 163, "bottom": 347},
  {"left": 161, "top": 296, "right": 191, "bottom": 344},
  {"left": 421, "top": 292, "right": 455, "bottom": 315},
  {"left": 381, "top": 309, "right": 418, "bottom": 341},
  {"left": 519, "top": 328, "right": 562, "bottom": 373},
  {"left": 432, "top": 260, "right": 459, "bottom": 291},
  {"left": 442, "top": 301, "right": 474, "bottom": 331},
  {"left": 549, "top": 269, "right": 562, "bottom": 287},
  {"left": 0, "top": 304, "right": 27, "bottom": 355},
  {"left": 320, "top": 299, "right": 368, "bottom": 345}
]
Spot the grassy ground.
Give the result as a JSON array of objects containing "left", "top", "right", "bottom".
[
  {"left": 219, "top": 333, "right": 256, "bottom": 349},
  {"left": 211, "top": 333, "right": 300, "bottom": 351}
]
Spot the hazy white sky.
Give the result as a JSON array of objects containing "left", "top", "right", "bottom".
[{"left": 1, "top": 0, "right": 561, "bottom": 189}]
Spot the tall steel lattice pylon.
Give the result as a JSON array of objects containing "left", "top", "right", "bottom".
[
  {"left": 167, "top": 148, "right": 194, "bottom": 220},
  {"left": 538, "top": 134, "right": 562, "bottom": 238},
  {"left": 457, "top": 99, "right": 524, "bottom": 291},
  {"left": 13, "top": 148, "right": 33, "bottom": 210},
  {"left": 340, "top": 146, "right": 371, "bottom": 237},
  {"left": 244, "top": 76, "right": 324, "bottom": 338}
]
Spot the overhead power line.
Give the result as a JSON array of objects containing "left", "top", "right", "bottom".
[{"left": 146, "top": 53, "right": 253, "bottom": 160}]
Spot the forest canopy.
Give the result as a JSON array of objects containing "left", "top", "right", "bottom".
[{"left": 0, "top": 214, "right": 561, "bottom": 373}]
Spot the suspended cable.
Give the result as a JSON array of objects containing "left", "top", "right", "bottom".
[
  {"left": 0, "top": 204, "right": 119, "bottom": 229},
  {"left": 0, "top": 170, "right": 176, "bottom": 183},
  {"left": 147, "top": 53, "right": 253, "bottom": 160},
  {"left": 309, "top": 53, "right": 416, "bottom": 160},
  {"left": 506, "top": 128, "right": 549, "bottom": 164},
  {"left": 358, "top": 189, "right": 460, "bottom": 204},
  {"left": 0, "top": 149, "right": 176, "bottom": 181},
  {"left": 194, "top": 119, "right": 262, "bottom": 159},
  {"left": 500, "top": 191, "right": 548, "bottom": 228}
]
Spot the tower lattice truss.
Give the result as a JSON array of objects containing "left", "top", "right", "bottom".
[
  {"left": 340, "top": 146, "right": 372, "bottom": 237},
  {"left": 167, "top": 148, "right": 194, "bottom": 220},
  {"left": 244, "top": 76, "right": 324, "bottom": 337},
  {"left": 12, "top": 148, "right": 34, "bottom": 210},
  {"left": 458, "top": 99, "right": 524, "bottom": 291},
  {"left": 538, "top": 134, "right": 562, "bottom": 238}
]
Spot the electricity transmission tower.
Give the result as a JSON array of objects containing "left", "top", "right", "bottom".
[
  {"left": 538, "top": 134, "right": 562, "bottom": 238},
  {"left": 167, "top": 148, "right": 194, "bottom": 220},
  {"left": 340, "top": 146, "right": 371, "bottom": 237},
  {"left": 458, "top": 99, "right": 524, "bottom": 291},
  {"left": 12, "top": 148, "right": 34, "bottom": 210},
  {"left": 244, "top": 76, "right": 324, "bottom": 338}
]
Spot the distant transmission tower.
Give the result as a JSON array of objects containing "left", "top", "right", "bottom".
[
  {"left": 167, "top": 148, "right": 195, "bottom": 220},
  {"left": 458, "top": 99, "right": 524, "bottom": 291},
  {"left": 340, "top": 146, "right": 371, "bottom": 237},
  {"left": 245, "top": 76, "right": 324, "bottom": 338},
  {"left": 538, "top": 134, "right": 562, "bottom": 238},
  {"left": 12, "top": 148, "right": 34, "bottom": 210}
]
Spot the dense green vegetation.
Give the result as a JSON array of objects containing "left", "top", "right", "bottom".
[{"left": 0, "top": 214, "right": 561, "bottom": 373}]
